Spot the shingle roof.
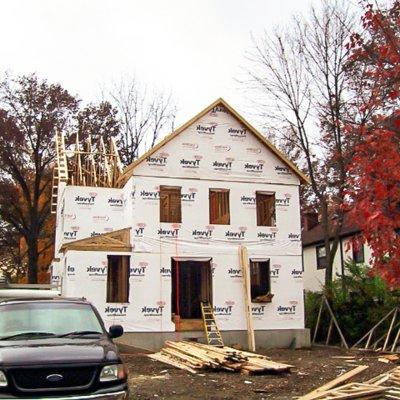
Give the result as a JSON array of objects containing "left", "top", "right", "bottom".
[{"left": 302, "top": 215, "right": 361, "bottom": 247}]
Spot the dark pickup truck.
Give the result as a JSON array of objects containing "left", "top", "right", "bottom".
[{"left": 0, "top": 297, "right": 129, "bottom": 399}]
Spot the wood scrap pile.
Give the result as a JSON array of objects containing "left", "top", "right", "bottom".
[
  {"left": 308, "top": 383, "right": 389, "bottom": 399},
  {"left": 300, "top": 366, "right": 400, "bottom": 400},
  {"left": 148, "top": 340, "right": 292, "bottom": 375},
  {"left": 366, "top": 366, "right": 400, "bottom": 399}
]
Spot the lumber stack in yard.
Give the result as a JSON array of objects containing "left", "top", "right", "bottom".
[{"left": 148, "top": 341, "right": 292, "bottom": 375}]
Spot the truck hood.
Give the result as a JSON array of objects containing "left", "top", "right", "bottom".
[{"left": 0, "top": 337, "right": 120, "bottom": 366}]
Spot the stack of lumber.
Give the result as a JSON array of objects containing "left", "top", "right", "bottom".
[{"left": 148, "top": 340, "right": 292, "bottom": 375}]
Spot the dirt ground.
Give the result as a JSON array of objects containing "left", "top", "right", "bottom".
[{"left": 119, "top": 344, "right": 396, "bottom": 400}]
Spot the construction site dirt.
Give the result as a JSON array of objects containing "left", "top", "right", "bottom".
[{"left": 120, "top": 344, "right": 396, "bottom": 399}]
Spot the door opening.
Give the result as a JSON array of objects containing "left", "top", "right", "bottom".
[{"left": 171, "top": 258, "right": 212, "bottom": 326}]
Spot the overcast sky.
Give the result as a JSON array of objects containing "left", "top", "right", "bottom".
[{"left": 2, "top": 0, "right": 336, "bottom": 129}]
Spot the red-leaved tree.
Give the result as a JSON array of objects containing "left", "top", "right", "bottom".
[{"left": 346, "top": 1, "right": 400, "bottom": 285}]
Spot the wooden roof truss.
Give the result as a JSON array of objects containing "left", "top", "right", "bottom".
[
  {"left": 52, "top": 132, "right": 123, "bottom": 213},
  {"left": 69, "top": 133, "right": 123, "bottom": 188}
]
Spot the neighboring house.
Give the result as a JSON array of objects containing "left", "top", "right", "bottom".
[
  {"left": 52, "top": 98, "right": 310, "bottom": 350},
  {"left": 302, "top": 215, "right": 373, "bottom": 292}
]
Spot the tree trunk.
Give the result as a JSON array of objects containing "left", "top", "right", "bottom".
[
  {"left": 320, "top": 202, "right": 344, "bottom": 285},
  {"left": 27, "top": 237, "right": 38, "bottom": 283},
  {"left": 320, "top": 204, "right": 333, "bottom": 284}
]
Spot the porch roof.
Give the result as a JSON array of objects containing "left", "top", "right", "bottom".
[{"left": 60, "top": 228, "right": 132, "bottom": 253}]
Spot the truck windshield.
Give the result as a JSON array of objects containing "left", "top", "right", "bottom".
[{"left": 0, "top": 302, "right": 104, "bottom": 340}]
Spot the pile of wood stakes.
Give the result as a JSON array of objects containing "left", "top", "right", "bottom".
[
  {"left": 148, "top": 340, "right": 292, "bottom": 375},
  {"left": 299, "top": 366, "right": 400, "bottom": 399}
]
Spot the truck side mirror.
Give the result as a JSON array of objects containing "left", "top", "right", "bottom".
[{"left": 109, "top": 325, "right": 123, "bottom": 339}]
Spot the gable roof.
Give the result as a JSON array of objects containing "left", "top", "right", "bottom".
[
  {"left": 60, "top": 228, "right": 132, "bottom": 253},
  {"left": 117, "top": 98, "right": 309, "bottom": 186}
]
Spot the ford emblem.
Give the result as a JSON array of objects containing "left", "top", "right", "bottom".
[{"left": 46, "top": 374, "right": 63, "bottom": 382}]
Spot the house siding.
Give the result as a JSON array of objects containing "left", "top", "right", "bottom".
[{"left": 303, "top": 236, "right": 374, "bottom": 292}]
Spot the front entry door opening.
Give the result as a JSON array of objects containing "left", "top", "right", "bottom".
[{"left": 171, "top": 258, "right": 212, "bottom": 322}]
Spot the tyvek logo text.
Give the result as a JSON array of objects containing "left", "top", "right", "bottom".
[
  {"left": 146, "top": 153, "right": 168, "bottom": 167},
  {"left": 105, "top": 306, "right": 128, "bottom": 316},
  {"left": 196, "top": 123, "right": 217, "bottom": 135}
]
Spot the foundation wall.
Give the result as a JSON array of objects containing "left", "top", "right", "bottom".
[{"left": 116, "top": 329, "right": 311, "bottom": 352}]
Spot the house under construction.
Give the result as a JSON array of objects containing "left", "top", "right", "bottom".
[{"left": 52, "top": 98, "right": 310, "bottom": 350}]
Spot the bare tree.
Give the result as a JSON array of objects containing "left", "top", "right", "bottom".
[
  {"left": 107, "top": 77, "right": 177, "bottom": 166},
  {"left": 244, "top": 1, "right": 357, "bottom": 283}
]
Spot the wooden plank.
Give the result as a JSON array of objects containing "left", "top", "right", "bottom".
[
  {"left": 391, "top": 327, "right": 400, "bottom": 352},
  {"left": 244, "top": 357, "right": 292, "bottom": 371},
  {"left": 190, "top": 342, "right": 259, "bottom": 360},
  {"left": 365, "top": 331, "right": 373, "bottom": 349},
  {"left": 160, "top": 348, "right": 204, "bottom": 368},
  {"left": 313, "top": 298, "right": 324, "bottom": 344},
  {"left": 299, "top": 365, "right": 369, "bottom": 400},
  {"left": 148, "top": 353, "right": 198, "bottom": 374},
  {"left": 326, "top": 319, "right": 334, "bottom": 345},
  {"left": 239, "top": 245, "right": 255, "bottom": 352},
  {"left": 165, "top": 341, "right": 220, "bottom": 364},
  {"left": 323, "top": 297, "right": 349, "bottom": 349},
  {"left": 384, "top": 309, "right": 398, "bottom": 351}
]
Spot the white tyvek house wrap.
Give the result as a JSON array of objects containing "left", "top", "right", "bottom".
[
  {"left": 132, "top": 105, "right": 299, "bottom": 185},
  {"left": 58, "top": 103, "right": 305, "bottom": 332},
  {"left": 61, "top": 187, "right": 128, "bottom": 245},
  {"left": 61, "top": 251, "right": 303, "bottom": 332},
  {"left": 131, "top": 176, "right": 301, "bottom": 256},
  {"left": 52, "top": 185, "right": 131, "bottom": 286}
]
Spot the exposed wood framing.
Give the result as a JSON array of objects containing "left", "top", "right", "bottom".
[
  {"left": 60, "top": 228, "right": 131, "bottom": 253},
  {"left": 51, "top": 132, "right": 123, "bottom": 213}
]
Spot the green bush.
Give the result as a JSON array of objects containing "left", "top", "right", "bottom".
[{"left": 305, "top": 262, "right": 400, "bottom": 345}]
